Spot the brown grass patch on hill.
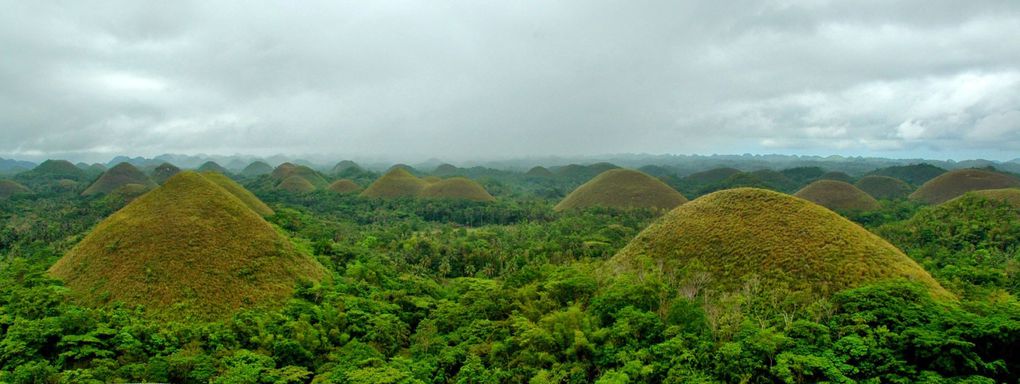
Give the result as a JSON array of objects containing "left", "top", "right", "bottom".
[
  {"left": 360, "top": 168, "right": 427, "bottom": 199},
  {"left": 526, "top": 166, "right": 554, "bottom": 177},
  {"left": 794, "top": 180, "right": 880, "bottom": 212},
  {"left": 554, "top": 169, "right": 687, "bottom": 212},
  {"left": 271, "top": 163, "right": 328, "bottom": 188},
  {"left": 328, "top": 179, "right": 361, "bottom": 194},
  {"left": 49, "top": 171, "right": 327, "bottom": 320},
  {"left": 946, "top": 188, "right": 1020, "bottom": 208},
  {"left": 909, "top": 169, "right": 1020, "bottom": 204},
  {"left": 241, "top": 161, "right": 273, "bottom": 177},
  {"left": 197, "top": 161, "right": 229, "bottom": 174},
  {"left": 611, "top": 188, "right": 951, "bottom": 300},
  {"left": 199, "top": 172, "right": 275, "bottom": 216},
  {"left": 418, "top": 177, "right": 495, "bottom": 202},
  {"left": 855, "top": 175, "right": 913, "bottom": 200},
  {"left": 0, "top": 180, "right": 32, "bottom": 199},
  {"left": 276, "top": 175, "right": 317, "bottom": 193},
  {"left": 82, "top": 162, "right": 157, "bottom": 196}
]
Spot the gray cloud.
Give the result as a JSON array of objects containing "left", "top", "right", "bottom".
[{"left": 1, "top": 0, "right": 1018, "bottom": 162}]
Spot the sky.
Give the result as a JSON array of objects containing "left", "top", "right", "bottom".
[{"left": 1, "top": 0, "right": 1019, "bottom": 163}]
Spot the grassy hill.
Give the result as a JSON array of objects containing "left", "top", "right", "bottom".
[
  {"left": 18, "top": 159, "right": 88, "bottom": 181},
  {"left": 910, "top": 169, "right": 1020, "bottom": 204},
  {"left": 610, "top": 188, "right": 950, "bottom": 299},
  {"left": 82, "top": 163, "right": 157, "bottom": 196},
  {"left": 199, "top": 171, "right": 275, "bottom": 216},
  {"left": 525, "top": 166, "right": 554, "bottom": 177},
  {"left": 151, "top": 162, "right": 181, "bottom": 184},
  {"left": 361, "top": 168, "right": 427, "bottom": 199},
  {"left": 240, "top": 161, "right": 273, "bottom": 177},
  {"left": 433, "top": 163, "right": 459, "bottom": 176},
  {"left": 328, "top": 179, "right": 361, "bottom": 194},
  {"left": 271, "top": 163, "right": 328, "bottom": 188},
  {"left": 855, "top": 175, "right": 913, "bottom": 200},
  {"left": 819, "top": 171, "right": 854, "bottom": 183},
  {"left": 277, "top": 175, "right": 317, "bottom": 193},
  {"left": 869, "top": 163, "right": 946, "bottom": 186},
  {"left": 49, "top": 171, "right": 326, "bottom": 319},
  {"left": 0, "top": 180, "right": 31, "bottom": 199},
  {"left": 554, "top": 169, "right": 687, "bottom": 212},
  {"left": 197, "top": 161, "right": 229, "bottom": 174},
  {"left": 947, "top": 188, "right": 1020, "bottom": 208},
  {"left": 794, "top": 180, "right": 880, "bottom": 211},
  {"left": 418, "top": 177, "right": 495, "bottom": 202},
  {"left": 683, "top": 167, "right": 741, "bottom": 185},
  {"left": 331, "top": 160, "right": 361, "bottom": 175}
]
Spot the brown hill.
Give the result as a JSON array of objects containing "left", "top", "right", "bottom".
[
  {"left": 554, "top": 169, "right": 687, "bottom": 212},
  {"left": 854, "top": 175, "right": 913, "bottom": 200},
  {"left": 200, "top": 171, "right": 275, "bottom": 216},
  {"left": 794, "top": 180, "right": 880, "bottom": 211},
  {"left": 909, "top": 169, "right": 1020, "bottom": 204},
  {"left": 360, "top": 168, "right": 427, "bottom": 199},
  {"left": 328, "top": 179, "right": 361, "bottom": 194},
  {"left": 277, "top": 175, "right": 317, "bottom": 193},
  {"left": 418, "top": 177, "right": 495, "bottom": 202},
  {"left": 82, "top": 163, "right": 157, "bottom": 196},
  {"left": 197, "top": 161, "right": 229, "bottom": 174},
  {"left": 271, "top": 163, "right": 328, "bottom": 188},
  {"left": 0, "top": 180, "right": 31, "bottom": 199}
]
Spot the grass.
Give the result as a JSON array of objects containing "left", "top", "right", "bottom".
[
  {"left": 82, "top": 162, "right": 157, "bottom": 196},
  {"left": 946, "top": 188, "right": 1020, "bottom": 208},
  {"left": 152, "top": 162, "right": 181, "bottom": 184},
  {"left": 331, "top": 160, "right": 360, "bottom": 175},
  {"left": 0, "top": 180, "right": 31, "bottom": 199},
  {"left": 197, "top": 161, "right": 229, "bottom": 174},
  {"left": 199, "top": 171, "right": 275, "bottom": 216},
  {"left": 277, "top": 175, "right": 317, "bottom": 193},
  {"left": 868, "top": 163, "right": 946, "bottom": 186},
  {"left": 418, "top": 177, "right": 495, "bottom": 202},
  {"left": 241, "top": 161, "right": 273, "bottom": 177},
  {"left": 820, "top": 171, "right": 854, "bottom": 183},
  {"left": 794, "top": 180, "right": 880, "bottom": 211},
  {"left": 271, "top": 163, "right": 328, "bottom": 188},
  {"left": 910, "top": 169, "right": 1020, "bottom": 204},
  {"left": 328, "top": 179, "right": 361, "bottom": 194},
  {"left": 611, "top": 187, "right": 951, "bottom": 300},
  {"left": 49, "top": 171, "right": 326, "bottom": 320},
  {"left": 855, "top": 175, "right": 913, "bottom": 200},
  {"left": 361, "top": 168, "right": 427, "bottom": 199},
  {"left": 554, "top": 169, "right": 687, "bottom": 212}
]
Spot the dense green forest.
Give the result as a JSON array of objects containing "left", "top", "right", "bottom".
[{"left": 0, "top": 162, "right": 1018, "bottom": 384}]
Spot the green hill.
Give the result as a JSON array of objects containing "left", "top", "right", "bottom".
[
  {"left": 780, "top": 167, "right": 826, "bottom": 184},
  {"left": 331, "top": 160, "right": 361, "bottom": 175},
  {"left": 271, "top": 163, "right": 328, "bottom": 188},
  {"left": 684, "top": 167, "right": 741, "bottom": 185},
  {"left": 819, "top": 171, "right": 854, "bottom": 183},
  {"left": 0, "top": 180, "right": 31, "bottom": 199},
  {"left": 197, "top": 161, "right": 229, "bottom": 174},
  {"left": 855, "top": 175, "right": 913, "bottom": 200},
  {"left": 610, "top": 188, "right": 950, "bottom": 300},
  {"left": 869, "top": 163, "right": 946, "bottom": 186},
  {"left": 107, "top": 183, "right": 152, "bottom": 203},
  {"left": 361, "top": 168, "right": 427, "bottom": 199},
  {"left": 276, "top": 175, "right": 317, "bottom": 193},
  {"left": 199, "top": 171, "right": 274, "bottom": 216},
  {"left": 946, "top": 188, "right": 1020, "bottom": 208},
  {"left": 152, "top": 163, "right": 181, "bottom": 184},
  {"left": 418, "top": 177, "right": 495, "bottom": 202},
  {"left": 19, "top": 159, "right": 88, "bottom": 181},
  {"left": 525, "top": 166, "right": 554, "bottom": 177},
  {"left": 328, "top": 179, "right": 361, "bottom": 194},
  {"left": 703, "top": 169, "right": 798, "bottom": 194},
  {"left": 49, "top": 172, "right": 326, "bottom": 319},
  {"left": 433, "top": 163, "right": 459, "bottom": 176},
  {"left": 794, "top": 180, "right": 880, "bottom": 211},
  {"left": 240, "top": 161, "right": 273, "bottom": 177},
  {"left": 82, "top": 163, "right": 157, "bottom": 196},
  {"left": 554, "top": 169, "right": 687, "bottom": 212},
  {"left": 910, "top": 169, "right": 1020, "bottom": 204}
]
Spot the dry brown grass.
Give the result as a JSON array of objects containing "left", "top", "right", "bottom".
[
  {"left": 199, "top": 171, "right": 275, "bottom": 216},
  {"left": 271, "top": 163, "right": 328, "bottom": 188},
  {"left": 360, "top": 168, "right": 427, "bottom": 199},
  {"left": 854, "top": 175, "right": 913, "bottom": 200},
  {"left": 277, "top": 175, "right": 317, "bottom": 193},
  {"left": 328, "top": 179, "right": 361, "bottom": 194},
  {"left": 794, "top": 180, "right": 880, "bottom": 211},
  {"left": 910, "top": 169, "right": 1020, "bottom": 204},
  {"left": 82, "top": 162, "right": 157, "bottom": 196},
  {"left": 554, "top": 169, "right": 687, "bottom": 212},
  {"left": 418, "top": 177, "right": 495, "bottom": 202}
]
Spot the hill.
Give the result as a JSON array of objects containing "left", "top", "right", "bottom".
[
  {"left": 909, "top": 169, "right": 1020, "bottom": 204},
  {"left": 361, "top": 168, "right": 427, "bottom": 199},
  {"left": 82, "top": 163, "right": 157, "bottom": 196},
  {"left": 610, "top": 188, "right": 950, "bottom": 299},
  {"left": 152, "top": 163, "right": 181, "bottom": 184},
  {"left": 433, "top": 163, "right": 459, "bottom": 176},
  {"left": 554, "top": 169, "right": 687, "bottom": 212},
  {"left": 794, "top": 180, "right": 880, "bottom": 211},
  {"left": 869, "top": 163, "right": 946, "bottom": 186},
  {"left": 19, "top": 159, "right": 88, "bottom": 181},
  {"left": 819, "top": 171, "right": 854, "bottom": 183},
  {"left": 683, "top": 167, "right": 741, "bottom": 185},
  {"left": 780, "top": 166, "right": 825, "bottom": 184},
  {"left": 199, "top": 171, "right": 275, "bottom": 216},
  {"left": 328, "top": 179, "right": 361, "bottom": 194},
  {"left": 525, "top": 166, "right": 554, "bottom": 177},
  {"left": 418, "top": 177, "right": 495, "bottom": 202},
  {"left": 0, "top": 180, "right": 31, "bottom": 199},
  {"left": 277, "top": 175, "right": 317, "bottom": 193},
  {"left": 271, "top": 163, "right": 328, "bottom": 188},
  {"left": 702, "top": 169, "right": 798, "bottom": 194},
  {"left": 197, "top": 161, "right": 229, "bottom": 174},
  {"left": 331, "top": 160, "right": 361, "bottom": 175},
  {"left": 240, "top": 161, "right": 273, "bottom": 177},
  {"left": 49, "top": 172, "right": 326, "bottom": 319},
  {"left": 855, "top": 175, "right": 913, "bottom": 200},
  {"left": 947, "top": 188, "right": 1020, "bottom": 208}
]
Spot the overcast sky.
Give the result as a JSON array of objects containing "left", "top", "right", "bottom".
[{"left": 1, "top": 1, "right": 1018, "bottom": 162}]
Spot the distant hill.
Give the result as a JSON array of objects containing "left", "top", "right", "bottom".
[
  {"left": 794, "top": 180, "right": 879, "bottom": 211},
  {"left": 701, "top": 169, "right": 798, "bottom": 194},
  {"left": 555, "top": 169, "right": 687, "bottom": 212},
  {"left": 418, "top": 177, "right": 495, "bottom": 202},
  {"left": 271, "top": 163, "right": 328, "bottom": 189},
  {"left": 910, "top": 169, "right": 1020, "bottom": 204},
  {"left": 199, "top": 171, "right": 275, "bottom": 216},
  {"left": 151, "top": 163, "right": 181, "bottom": 184},
  {"left": 946, "top": 188, "right": 1020, "bottom": 209},
  {"left": 0, "top": 180, "right": 32, "bottom": 199},
  {"left": 819, "top": 171, "right": 854, "bottom": 183},
  {"left": 525, "top": 166, "right": 554, "bottom": 177},
  {"left": 855, "top": 175, "right": 913, "bottom": 200},
  {"left": 49, "top": 171, "right": 325, "bottom": 319},
  {"left": 432, "top": 163, "right": 460, "bottom": 176},
  {"left": 197, "top": 161, "right": 229, "bottom": 174},
  {"left": 0, "top": 157, "right": 35, "bottom": 175},
  {"left": 331, "top": 160, "right": 361, "bottom": 175},
  {"left": 611, "top": 188, "right": 950, "bottom": 300},
  {"left": 361, "top": 168, "right": 427, "bottom": 199},
  {"left": 779, "top": 166, "right": 826, "bottom": 184},
  {"left": 868, "top": 163, "right": 946, "bottom": 186},
  {"left": 82, "top": 163, "right": 156, "bottom": 196},
  {"left": 277, "top": 175, "right": 317, "bottom": 193},
  {"left": 240, "top": 161, "right": 273, "bottom": 177},
  {"left": 327, "top": 179, "right": 361, "bottom": 194}
]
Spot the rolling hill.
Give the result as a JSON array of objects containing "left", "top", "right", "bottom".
[
  {"left": 82, "top": 163, "right": 157, "bottom": 196},
  {"left": 554, "top": 169, "right": 687, "bottom": 211},
  {"left": 909, "top": 169, "right": 1020, "bottom": 204},
  {"left": 418, "top": 177, "right": 495, "bottom": 202},
  {"left": 794, "top": 180, "right": 880, "bottom": 211}
]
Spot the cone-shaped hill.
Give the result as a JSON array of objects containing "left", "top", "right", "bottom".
[
  {"left": 794, "top": 180, "right": 880, "bottom": 212},
  {"left": 199, "top": 172, "right": 274, "bottom": 216},
  {"left": 819, "top": 171, "right": 854, "bottom": 183},
  {"left": 331, "top": 160, "right": 360, "bottom": 175},
  {"left": 152, "top": 163, "right": 181, "bottom": 184},
  {"left": 419, "top": 177, "right": 495, "bottom": 202},
  {"left": 947, "top": 188, "right": 1020, "bottom": 208},
  {"left": 20, "top": 159, "right": 88, "bottom": 181},
  {"left": 854, "top": 175, "right": 913, "bottom": 200},
  {"left": 361, "top": 168, "right": 427, "bottom": 199},
  {"left": 277, "top": 175, "right": 317, "bottom": 193},
  {"left": 241, "top": 161, "right": 273, "bottom": 177},
  {"left": 610, "top": 188, "right": 950, "bottom": 300},
  {"left": 909, "top": 169, "right": 1020, "bottom": 204},
  {"left": 0, "top": 180, "right": 31, "bottom": 199},
  {"left": 433, "top": 163, "right": 459, "bottom": 176},
  {"left": 271, "top": 163, "right": 328, "bottom": 189},
  {"left": 82, "top": 162, "right": 157, "bottom": 196},
  {"left": 869, "top": 163, "right": 946, "bottom": 186},
  {"left": 107, "top": 183, "right": 152, "bottom": 203},
  {"left": 328, "top": 179, "right": 361, "bottom": 194},
  {"left": 683, "top": 167, "right": 741, "bottom": 185},
  {"left": 49, "top": 172, "right": 326, "bottom": 319},
  {"left": 197, "top": 161, "right": 229, "bottom": 174},
  {"left": 525, "top": 166, "right": 554, "bottom": 177},
  {"left": 554, "top": 169, "right": 687, "bottom": 212}
]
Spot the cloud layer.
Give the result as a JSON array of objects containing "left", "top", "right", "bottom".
[{"left": 1, "top": 0, "right": 1018, "bottom": 161}]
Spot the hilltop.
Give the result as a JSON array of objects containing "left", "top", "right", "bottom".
[
  {"left": 611, "top": 188, "right": 950, "bottom": 299},
  {"left": 82, "top": 163, "right": 157, "bottom": 196},
  {"left": 241, "top": 161, "right": 273, "bottom": 177},
  {"left": 794, "top": 180, "right": 880, "bottom": 211},
  {"left": 869, "top": 163, "right": 946, "bottom": 186},
  {"left": 855, "top": 175, "right": 913, "bottom": 200},
  {"left": 327, "top": 179, "right": 361, "bottom": 194},
  {"left": 49, "top": 172, "right": 325, "bottom": 319},
  {"left": 18, "top": 159, "right": 88, "bottom": 181},
  {"left": 151, "top": 163, "right": 181, "bottom": 184},
  {"left": 197, "top": 161, "right": 229, "bottom": 174},
  {"left": 432, "top": 163, "right": 460, "bottom": 176},
  {"left": 525, "top": 166, "right": 554, "bottom": 177},
  {"left": 418, "top": 177, "right": 495, "bottom": 202},
  {"left": 277, "top": 175, "right": 317, "bottom": 193},
  {"left": 199, "top": 171, "right": 275, "bottom": 216},
  {"left": 331, "top": 160, "right": 361, "bottom": 175},
  {"left": 555, "top": 169, "right": 687, "bottom": 211},
  {"left": 910, "top": 169, "right": 1020, "bottom": 204},
  {"left": 683, "top": 167, "right": 741, "bottom": 185},
  {"left": 0, "top": 180, "right": 31, "bottom": 199},
  {"left": 271, "top": 163, "right": 328, "bottom": 189},
  {"left": 361, "top": 168, "right": 427, "bottom": 199}
]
